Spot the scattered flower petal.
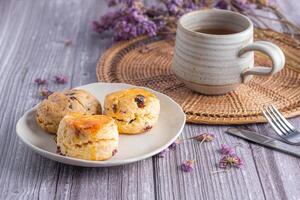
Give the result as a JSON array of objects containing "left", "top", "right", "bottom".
[
  {"left": 54, "top": 75, "right": 68, "bottom": 84},
  {"left": 158, "top": 148, "right": 170, "bottom": 158},
  {"left": 193, "top": 133, "right": 215, "bottom": 142},
  {"left": 169, "top": 139, "right": 180, "bottom": 150},
  {"left": 34, "top": 78, "right": 47, "bottom": 85},
  {"left": 219, "top": 155, "right": 243, "bottom": 169},
  {"left": 220, "top": 144, "right": 235, "bottom": 155},
  {"left": 40, "top": 88, "right": 53, "bottom": 98},
  {"left": 181, "top": 160, "right": 195, "bottom": 172}
]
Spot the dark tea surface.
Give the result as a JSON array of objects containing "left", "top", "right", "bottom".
[{"left": 195, "top": 28, "right": 238, "bottom": 35}]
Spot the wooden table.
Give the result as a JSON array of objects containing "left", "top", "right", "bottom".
[{"left": 1, "top": 0, "right": 300, "bottom": 199}]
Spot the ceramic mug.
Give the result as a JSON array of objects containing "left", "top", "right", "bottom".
[{"left": 172, "top": 9, "right": 285, "bottom": 95}]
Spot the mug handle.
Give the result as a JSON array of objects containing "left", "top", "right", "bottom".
[{"left": 238, "top": 41, "right": 285, "bottom": 82}]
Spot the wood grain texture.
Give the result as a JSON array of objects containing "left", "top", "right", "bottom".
[{"left": 0, "top": 0, "right": 299, "bottom": 200}]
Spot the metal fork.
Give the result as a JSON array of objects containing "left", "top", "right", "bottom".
[{"left": 262, "top": 105, "right": 300, "bottom": 145}]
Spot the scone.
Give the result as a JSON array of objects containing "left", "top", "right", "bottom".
[
  {"left": 57, "top": 114, "right": 118, "bottom": 161},
  {"left": 36, "top": 89, "right": 101, "bottom": 134},
  {"left": 104, "top": 88, "right": 160, "bottom": 134}
]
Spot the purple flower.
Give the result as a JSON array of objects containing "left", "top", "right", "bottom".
[
  {"left": 219, "top": 155, "right": 243, "bottom": 169},
  {"left": 94, "top": 0, "right": 282, "bottom": 43},
  {"left": 220, "top": 144, "right": 235, "bottom": 155},
  {"left": 169, "top": 139, "right": 180, "bottom": 150},
  {"left": 158, "top": 148, "right": 170, "bottom": 158},
  {"left": 232, "top": 0, "right": 253, "bottom": 11},
  {"left": 92, "top": 21, "right": 101, "bottom": 32},
  {"left": 163, "top": 0, "right": 185, "bottom": 17},
  {"left": 169, "top": 143, "right": 177, "bottom": 150},
  {"left": 181, "top": 160, "right": 195, "bottom": 172},
  {"left": 169, "top": 4, "right": 179, "bottom": 14},
  {"left": 34, "top": 78, "right": 47, "bottom": 85},
  {"left": 92, "top": 11, "right": 121, "bottom": 33},
  {"left": 40, "top": 88, "right": 53, "bottom": 98},
  {"left": 93, "top": 1, "right": 159, "bottom": 41},
  {"left": 54, "top": 75, "right": 67, "bottom": 84},
  {"left": 214, "top": 0, "right": 229, "bottom": 9}
]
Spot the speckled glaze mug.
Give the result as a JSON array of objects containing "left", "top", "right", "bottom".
[{"left": 172, "top": 9, "right": 285, "bottom": 95}]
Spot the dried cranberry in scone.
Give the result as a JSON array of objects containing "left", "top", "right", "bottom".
[
  {"left": 135, "top": 94, "right": 145, "bottom": 108},
  {"left": 104, "top": 88, "right": 160, "bottom": 135}
]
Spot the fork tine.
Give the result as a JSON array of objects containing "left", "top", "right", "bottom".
[
  {"left": 265, "top": 106, "right": 289, "bottom": 135},
  {"left": 262, "top": 108, "right": 286, "bottom": 136},
  {"left": 268, "top": 105, "right": 293, "bottom": 134},
  {"left": 270, "top": 105, "right": 295, "bottom": 132}
]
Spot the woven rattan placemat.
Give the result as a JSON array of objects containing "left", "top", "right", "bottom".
[{"left": 97, "top": 29, "right": 300, "bottom": 125}]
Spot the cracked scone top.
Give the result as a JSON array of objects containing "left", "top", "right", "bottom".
[
  {"left": 36, "top": 89, "right": 101, "bottom": 134},
  {"left": 57, "top": 114, "right": 118, "bottom": 161},
  {"left": 104, "top": 88, "right": 160, "bottom": 134}
]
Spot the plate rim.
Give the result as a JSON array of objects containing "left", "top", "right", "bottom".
[{"left": 16, "top": 82, "right": 186, "bottom": 167}]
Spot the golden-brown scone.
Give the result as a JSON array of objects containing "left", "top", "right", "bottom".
[
  {"left": 104, "top": 88, "right": 160, "bottom": 134},
  {"left": 57, "top": 114, "right": 118, "bottom": 161},
  {"left": 36, "top": 89, "right": 101, "bottom": 134}
]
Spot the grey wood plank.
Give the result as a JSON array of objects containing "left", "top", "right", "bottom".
[
  {"left": 251, "top": 121, "right": 300, "bottom": 200},
  {"left": 0, "top": 0, "right": 155, "bottom": 200},
  {"left": 0, "top": 0, "right": 299, "bottom": 200},
  {"left": 152, "top": 1, "right": 300, "bottom": 199},
  {"left": 248, "top": 1, "right": 300, "bottom": 199},
  {"left": 154, "top": 124, "right": 266, "bottom": 200}
]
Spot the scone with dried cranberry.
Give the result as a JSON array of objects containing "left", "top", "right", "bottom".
[
  {"left": 57, "top": 114, "right": 118, "bottom": 161},
  {"left": 104, "top": 88, "right": 160, "bottom": 134},
  {"left": 36, "top": 89, "right": 101, "bottom": 134}
]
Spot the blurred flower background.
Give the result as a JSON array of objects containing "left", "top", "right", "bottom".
[{"left": 93, "top": 0, "right": 300, "bottom": 41}]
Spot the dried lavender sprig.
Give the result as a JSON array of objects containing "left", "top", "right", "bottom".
[
  {"left": 54, "top": 75, "right": 67, "bottom": 84},
  {"left": 94, "top": 0, "right": 300, "bottom": 41},
  {"left": 219, "top": 154, "right": 243, "bottom": 169},
  {"left": 180, "top": 133, "right": 215, "bottom": 144},
  {"left": 34, "top": 78, "right": 47, "bottom": 85}
]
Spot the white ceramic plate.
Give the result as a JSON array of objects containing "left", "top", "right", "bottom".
[{"left": 16, "top": 83, "right": 186, "bottom": 167}]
